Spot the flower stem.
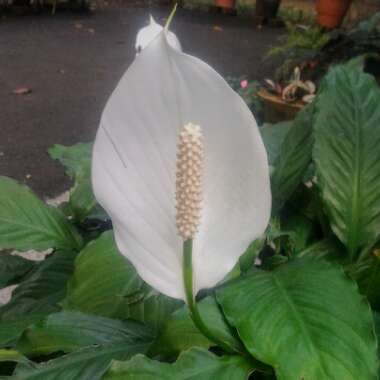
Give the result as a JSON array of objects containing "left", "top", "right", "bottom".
[{"left": 182, "top": 239, "right": 237, "bottom": 354}]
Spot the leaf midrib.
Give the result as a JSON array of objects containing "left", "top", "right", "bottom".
[
  {"left": 347, "top": 77, "right": 362, "bottom": 259},
  {"left": 270, "top": 272, "right": 329, "bottom": 378}
]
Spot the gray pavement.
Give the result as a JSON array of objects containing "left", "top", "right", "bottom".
[{"left": 0, "top": 2, "right": 282, "bottom": 197}]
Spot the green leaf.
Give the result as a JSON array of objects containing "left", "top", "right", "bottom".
[
  {"left": 48, "top": 143, "right": 92, "bottom": 179},
  {"left": 217, "top": 259, "right": 378, "bottom": 380},
  {"left": 0, "top": 254, "right": 35, "bottom": 288},
  {"left": 150, "top": 296, "right": 242, "bottom": 357},
  {"left": 374, "top": 312, "right": 380, "bottom": 374},
  {"left": 313, "top": 60, "right": 380, "bottom": 259},
  {"left": 62, "top": 232, "right": 181, "bottom": 331},
  {"left": 0, "top": 349, "right": 28, "bottom": 364},
  {"left": 260, "top": 121, "right": 293, "bottom": 166},
  {"left": 7, "top": 250, "right": 76, "bottom": 306},
  {"left": 0, "top": 177, "right": 83, "bottom": 252},
  {"left": 123, "top": 286, "right": 182, "bottom": 333},
  {"left": 282, "top": 212, "right": 314, "bottom": 254},
  {"left": 13, "top": 342, "right": 149, "bottom": 380},
  {"left": 69, "top": 173, "right": 98, "bottom": 223},
  {"left": 104, "top": 348, "right": 254, "bottom": 380},
  {"left": 49, "top": 143, "right": 97, "bottom": 222},
  {"left": 270, "top": 108, "right": 313, "bottom": 214},
  {"left": 0, "top": 315, "right": 46, "bottom": 348},
  {"left": 239, "top": 237, "right": 266, "bottom": 273},
  {"left": 355, "top": 251, "right": 380, "bottom": 311},
  {"left": 62, "top": 232, "right": 143, "bottom": 318},
  {"left": 17, "top": 311, "right": 153, "bottom": 356},
  {"left": 296, "top": 238, "right": 345, "bottom": 262},
  {"left": 0, "top": 250, "right": 77, "bottom": 346}
]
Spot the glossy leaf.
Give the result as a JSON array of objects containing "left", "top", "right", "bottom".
[
  {"left": 62, "top": 232, "right": 143, "bottom": 318},
  {"left": 313, "top": 60, "right": 380, "bottom": 258},
  {"left": 92, "top": 31, "right": 271, "bottom": 299},
  {"left": 12, "top": 342, "right": 149, "bottom": 380},
  {"left": 0, "top": 177, "right": 83, "bottom": 251},
  {"left": 150, "top": 296, "right": 242, "bottom": 356},
  {"left": 0, "top": 251, "right": 77, "bottom": 346},
  {"left": 217, "top": 259, "right": 378, "bottom": 380},
  {"left": 123, "top": 286, "right": 182, "bottom": 333},
  {"left": 356, "top": 251, "right": 380, "bottom": 311},
  {"left": 260, "top": 121, "right": 293, "bottom": 166},
  {"left": 17, "top": 311, "right": 153, "bottom": 356},
  {"left": 104, "top": 348, "right": 253, "bottom": 380},
  {"left": 270, "top": 108, "right": 313, "bottom": 214},
  {"left": 0, "top": 254, "right": 35, "bottom": 288}
]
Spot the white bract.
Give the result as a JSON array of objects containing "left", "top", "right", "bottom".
[
  {"left": 135, "top": 15, "right": 181, "bottom": 54},
  {"left": 92, "top": 29, "right": 271, "bottom": 300}
]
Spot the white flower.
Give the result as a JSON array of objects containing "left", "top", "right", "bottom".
[
  {"left": 135, "top": 15, "right": 181, "bottom": 54},
  {"left": 92, "top": 30, "right": 271, "bottom": 300}
]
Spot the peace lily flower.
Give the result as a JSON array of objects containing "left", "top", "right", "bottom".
[
  {"left": 92, "top": 20, "right": 271, "bottom": 303},
  {"left": 135, "top": 15, "right": 182, "bottom": 54}
]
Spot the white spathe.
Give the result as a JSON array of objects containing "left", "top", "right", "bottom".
[
  {"left": 135, "top": 15, "right": 181, "bottom": 54},
  {"left": 92, "top": 31, "right": 271, "bottom": 300}
]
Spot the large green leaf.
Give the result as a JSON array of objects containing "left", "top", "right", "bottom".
[
  {"left": 12, "top": 342, "right": 149, "bottom": 380},
  {"left": 149, "top": 296, "right": 242, "bottom": 357},
  {"left": 62, "top": 232, "right": 181, "bottom": 330},
  {"left": 62, "top": 232, "right": 143, "bottom": 318},
  {"left": 260, "top": 121, "right": 293, "bottom": 166},
  {"left": 0, "top": 254, "right": 35, "bottom": 288},
  {"left": 0, "top": 250, "right": 77, "bottom": 346},
  {"left": 17, "top": 311, "right": 153, "bottom": 356},
  {"left": 355, "top": 251, "right": 380, "bottom": 311},
  {"left": 0, "top": 177, "right": 82, "bottom": 251},
  {"left": 313, "top": 59, "right": 380, "bottom": 258},
  {"left": 104, "top": 348, "right": 253, "bottom": 380},
  {"left": 0, "top": 315, "right": 47, "bottom": 348},
  {"left": 123, "top": 285, "right": 182, "bottom": 333},
  {"left": 217, "top": 259, "right": 378, "bottom": 380},
  {"left": 270, "top": 108, "right": 313, "bottom": 214}
]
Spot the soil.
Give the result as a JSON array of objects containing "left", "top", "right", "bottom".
[{"left": 0, "top": 1, "right": 282, "bottom": 197}]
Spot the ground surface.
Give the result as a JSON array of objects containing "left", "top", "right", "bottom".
[{"left": 0, "top": 1, "right": 282, "bottom": 197}]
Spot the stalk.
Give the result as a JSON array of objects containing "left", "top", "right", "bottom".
[{"left": 182, "top": 239, "right": 237, "bottom": 354}]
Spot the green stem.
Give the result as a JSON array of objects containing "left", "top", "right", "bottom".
[{"left": 182, "top": 239, "right": 237, "bottom": 354}]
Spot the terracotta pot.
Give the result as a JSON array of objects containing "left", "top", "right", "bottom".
[
  {"left": 316, "top": 0, "right": 352, "bottom": 29},
  {"left": 258, "top": 90, "right": 304, "bottom": 123},
  {"left": 215, "top": 0, "right": 235, "bottom": 9}
]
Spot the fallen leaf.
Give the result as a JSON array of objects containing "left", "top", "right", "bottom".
[
  {"left": 12, "top": 87, "right": 32, "bottom": 95},
  {"left": 213, "top": 25, "right": 223, "bottom": 32}
]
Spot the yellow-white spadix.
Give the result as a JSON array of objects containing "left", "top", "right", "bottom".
[{"left": 92, "top": 29, "right": 271, "bottom": 300}]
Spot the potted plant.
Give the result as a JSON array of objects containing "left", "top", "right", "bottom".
[
  {"left": 258, "top": 67, "right": 316, "bottom": 123},
  {"left": 316, "top": 0, "right": 353, "bottom": 29},
  {"left": 215, "top": 0, "right": 235, "bottom": 10}
]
